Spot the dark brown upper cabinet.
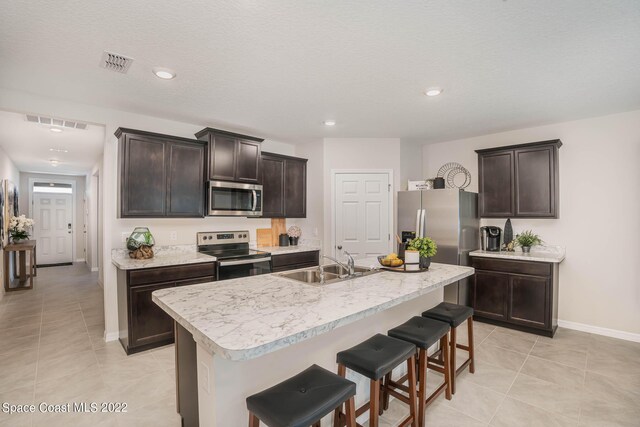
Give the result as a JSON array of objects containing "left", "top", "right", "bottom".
[
  {"left": 194, "top": 128, "right": 263, "bottom": 183},
  {"left": 261, "top": 152, "right": 307, "bottom": 218},
  {"left": 117, "top": 128, "right": 206, "bottom": 218},
  {"left": 476, "top": 140, "right": 561, "bottom": 218}
]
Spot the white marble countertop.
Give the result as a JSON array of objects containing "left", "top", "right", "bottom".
[
  {"left": 152, "top": 260, "right": 474, "bottom": 361},
  {"left": 112, "top": 244, "right": 321, "bottom": 270},
  {"left": 470, "top": 246, "right": 565, "bottom": 263},
  {"left": 111, "top": 245, "right": 216, "bottom": 270}
]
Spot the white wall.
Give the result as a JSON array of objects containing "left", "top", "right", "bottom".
[
  {"left": 19, "top": 172, "right": 87, "bottom": 262},
  {"left": 0, "top": 88, "right": 301, "bottom": 340},
  {"left": 0, "top": 145, "right": 21, "bottom": 302},
  {"left": 323, "top": 138, "right": 401, "bottom": 256},
  {"left": 422, "top": 109, "right": 640, "bottom": 336}
]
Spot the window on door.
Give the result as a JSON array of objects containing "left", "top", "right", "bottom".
[{"left": 33, "top": 182, "right": 73, "bottom": 194}]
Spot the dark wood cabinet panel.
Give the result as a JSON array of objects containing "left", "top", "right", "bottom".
[
  {"left": 284, "top": 158, "right": 307, "bottom": 217},
  {"left": 473, "top": 271, "right": 509, "bottom": 320},
  {"left": 167, "top": 142, "right": 205, "bottom": 217},
  {"left": 515, "top": 146, "right": 556, "bottom": 217},
  {"left": 195, "top": 128, "right": 264, "bottom": 184},
  {"left": 261, "top": 152, "right": 307, "bottom": 218},
  {"left": 509, "top": 275, "right": 549, "bottom": 328},
  {"left": 261, "top": 155, "right": 286, "bottom": 217},
  {"left": 271, "top": 251, "right": 319, "bottom": 273},
  {"left": 236, "top": 139, "right": 261, "bottom": 183},
  {"left": 209, "top": 134, "right": 237, "bottom": 181},
  {"left": 129, "top": 281, "right": 176, "bottom": 349},
  {"left": 476, "top": 140, "right": 561, "bottom": 219},
  {"left": 478, "top": 151, "right": 514, "bottom": 217},
  {"left": 117, "top": 128, "right": 206, "bottom": 218},
  {"left": 117, "top": 262, "right": 217, "bottom": 354},
  {"left": 121, "top": 134, "right": 166, "bottom": 217},
  {"left": 471, "top": 256, "right": 558, "bottom": 337}
]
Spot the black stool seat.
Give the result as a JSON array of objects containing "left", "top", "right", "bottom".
[
  {"left": 388, "top": 316, "right": 450, "bottom": 349},
  {"left": 246, "top": 364, "right": 356, "bottom": 427},
  {"left": 336, "top": 333, "right": 416, "bottom": 380},
  {"left": 422, "top": 302, "right": 473, "bottom": 328}
]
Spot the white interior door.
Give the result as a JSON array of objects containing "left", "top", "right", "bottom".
[
  {"left": 33, "top": 193, "right": 73, "bottom": 265},
  {"left": 334, "top": 173, "right": 391, "bottom": 260}
]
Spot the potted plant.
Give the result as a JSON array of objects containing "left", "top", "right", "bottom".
[
  {"left": 8, "top": 215, "right": 34, "bottom": 242},
  {"left": 406, "top": 237, "right": 438, "bottom": 269},
  {"left": 515, "top": 230, "right": 543, "bottom": 253},
  {"left": 126, "top": 227, "right": 156, "bottom": 259},
  {"left": 287, "top": 226, "right": 301, "bottom": 246}
]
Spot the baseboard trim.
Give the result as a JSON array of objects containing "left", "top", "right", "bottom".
[
  {"left": 558, "top": 319, "right": 640, "bottom": 343},
  {"left": 104, "top": 331, "right": 119, "bottom": 342},
  {"left": 75, "top": 258, "right": 86, "bottom": 263},
  {"left": 91, "top": 267, "right": 99, "bottom": 272}
]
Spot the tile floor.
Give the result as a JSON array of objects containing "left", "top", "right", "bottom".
[{"left": 1, "top": 264, "right": 639, "bottom": 426}]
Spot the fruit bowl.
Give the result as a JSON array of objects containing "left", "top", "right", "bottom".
[{"left": 378, "top": 255, "right": 404, "bottom": 267}]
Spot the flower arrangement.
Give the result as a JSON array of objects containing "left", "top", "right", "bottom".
[
  {"left": 9, "top": 215, "right": 34, "bottom": 241},
  {"left": 287, "top": 226, "right": 301, "bottom": 238}
]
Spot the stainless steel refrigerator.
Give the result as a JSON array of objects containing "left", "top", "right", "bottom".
[{"left": 397, "top": 189, "right": 479, "bottom": 305}]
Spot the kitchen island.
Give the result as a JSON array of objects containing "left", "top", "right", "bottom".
[{"left": 153, "top": 261, "right": 474, "bottom": 426}]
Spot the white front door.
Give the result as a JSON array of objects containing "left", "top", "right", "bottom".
[
  {"left": 33, "top": 193, "right": 73, "bottom": 265},
  {"left": 334, "top": 173, "right": 391, "bottom": 260}
]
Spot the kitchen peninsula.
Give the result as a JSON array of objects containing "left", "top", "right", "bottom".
[{"left": 152, "top": 261, "right": 474, "bottom": 426}]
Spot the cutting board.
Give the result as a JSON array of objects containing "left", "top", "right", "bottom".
[
  {"left": 256, "top": 229, "right": 273, "bottom": 247},
  {"left": 271, "top": 218, "right": 287, "bottom": 246}
]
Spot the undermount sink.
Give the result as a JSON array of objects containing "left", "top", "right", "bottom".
[{"left": 278, "top": 264, "right": 380, "bottom": 286}]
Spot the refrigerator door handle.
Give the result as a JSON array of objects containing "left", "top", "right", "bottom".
[
  {"left": 420, "top": 209, "right": 426, "bottom": 237},
  {"left": 415, "top": 209, "right": 421, "bottom": 237}
]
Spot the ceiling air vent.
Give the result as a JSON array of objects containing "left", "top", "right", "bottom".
[
  {"left": 24, "top": 114, "right": 89, "bottom": 130},
  {"left": 100, "top": 51, "right": 134, "bottom": 74}
]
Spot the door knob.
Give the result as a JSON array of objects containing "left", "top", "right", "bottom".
[{"left": 337, "top": 245, "right": 342, "bottom": 250}]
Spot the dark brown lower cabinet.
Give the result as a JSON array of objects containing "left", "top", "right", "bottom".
[
  {"left": 117, "top": 262, "right": 216, "bottom": 354},
  {"left": 471, "top": 256, "right": 558, "bottom": 337},
  {"left": 271, "top": 250, "right": 319, "bottom": 272}
]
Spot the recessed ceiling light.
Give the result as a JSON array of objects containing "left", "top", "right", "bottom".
[
  {"left": 49, "top": 159, "right": 60, "bottom": 167},
  {"left": 153, "top": 67, "right": 176, "bottom": 80},
  {"left": 50, "top": 127, "right": 63, "bottom": 133},
  {"left": 425, "top": 87, "right": 443, "bottom": 97},
  {"left": 49, "top": 148, "right": 68, "bottom": 153},
  {"left": 323, "top": 120, "right": 336, "bottom": 126}
]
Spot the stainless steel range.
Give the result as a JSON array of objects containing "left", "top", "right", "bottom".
[{"left": 197, "top": 231, "right": 272, "bottom": 280}]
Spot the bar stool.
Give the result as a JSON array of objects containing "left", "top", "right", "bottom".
[
  {"left": 247, "top": 364, "right": 357, "bottom": 427},
  {"left": 386, "top": 316, "right": 452, "bottom": 427},
  {"left": 334, "top": 334, "right": 418, "bottom": 427},
  {"left": 422, "top": 302, "right": 475, "bottom": 394}
]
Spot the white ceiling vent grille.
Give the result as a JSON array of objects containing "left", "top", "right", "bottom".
[
  {"left": 100, "top": 51, "right": 134, "bottom": 73},
  {"left": 25, "top": 114, "right": 89, "bottom": 130}
]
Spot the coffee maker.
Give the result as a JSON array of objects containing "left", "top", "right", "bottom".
[{"left": 480, "top": 226, "right": 502, "bottom": 252}]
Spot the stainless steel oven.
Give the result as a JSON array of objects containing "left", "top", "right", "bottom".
[
  {"left": 197, "top": 231, "right": 272, "bottom": 281},
  {"left": 208, "top": 181, "right": 262, "bottom": 217}
]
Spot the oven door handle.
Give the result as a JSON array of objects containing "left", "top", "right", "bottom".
[
  {"left": 218, "top": 257, "right": 271, "bottom": 267},
  {"left": 252, "top": 190, "right": 257, "bottom": 211}
]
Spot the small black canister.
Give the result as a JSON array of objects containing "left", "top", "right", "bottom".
[
  {"left": 433, "top": 177, "right": 445, "bottom": 189},
  {"left": 278, "top": 233, "right": 290, "bottom": 246}
]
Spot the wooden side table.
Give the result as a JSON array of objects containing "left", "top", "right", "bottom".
[{"left": 3, "top": 240, "right": 37, "bottom": 292}]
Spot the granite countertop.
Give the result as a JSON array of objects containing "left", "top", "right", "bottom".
[
  {"left": 255, "top": 244, "right": 321, "bottom": 255},
  {"left": 152, "top": 260, "right": 474, "bottom": 361},
  {"left": 470, "top": 246, "right": 565, "bottom": 263},
  {"left": 111, "top": 245, "right": 216, "bottom": 270}
]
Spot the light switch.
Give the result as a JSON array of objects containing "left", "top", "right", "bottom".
[{"left": 170, "top": 231, "right": 178, "bottom": 241}]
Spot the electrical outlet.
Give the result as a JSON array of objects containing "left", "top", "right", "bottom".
[
  {"left": 121, "top": 232, "right": 129, "bottom": 243},
  {"left": 314, "top": 228, "right": 319, "bottom": 237},
  {"left": 169, "top": 231, "right": 177, "bottom": 241}
]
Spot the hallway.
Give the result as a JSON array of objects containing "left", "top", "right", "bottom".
[{"left": 0, "top": 264, "right": 179, "bottom": 427}]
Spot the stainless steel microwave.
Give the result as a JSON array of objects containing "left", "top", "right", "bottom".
[{"left": 207, "top": 181, "right": 263, "bottom": 217}]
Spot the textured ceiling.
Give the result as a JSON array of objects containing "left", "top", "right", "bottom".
[
  {"left": 1, "top": 0, "right": 639, "bottom": 143},
  {"left": 0, "top": 111, "right": 105, "bottom": 174}
]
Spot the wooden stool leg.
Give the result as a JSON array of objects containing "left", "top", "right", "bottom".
[
  {"left": 441, "top": 335, "right": 452, "bottom": 400},
  {"left": 406, "top": 355, "right": 418, "bottom": 427},
  {"left": 468, "top": 317, "right": 475, "bottom": 374},
  {"left": 248, "top": 412, "right": 260, "bottom": 427},
  {"left": 417, "top": 348, "right": 427, "bottom": 427},
  {"left": 382, "top": 371, "right": 392, "bottom": 412},
  {"left": 312, "top": 422, "right": 321, "bottom": 427},
  {"left": 450, "top": 326, "right": 457, "bottom": 395},
  {"left": 334, "top": 364, "right": 347, "bottom": 427},
  {"left": 345, "top": 396, "right": 357, "bottom": 427},
  {"left": 370, "top": 379, "right": 380, "bottom": 427}
]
